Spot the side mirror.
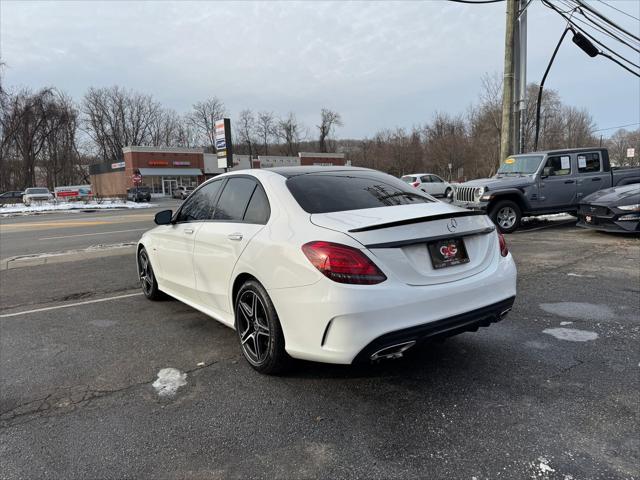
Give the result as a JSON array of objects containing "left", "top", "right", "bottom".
[
  {"left": 154, "top": 209, "right": 173, "bottom": 225},
  {"left": 542, "top": 167, "right": 554, "bottom": 178}
]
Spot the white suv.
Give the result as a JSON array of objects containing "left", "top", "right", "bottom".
[
  {"left": 22, "top": 188, "right": 53, "bottom": 206},
  {"left": 402, "top": 174, "right": 452, "bottom": 198}
]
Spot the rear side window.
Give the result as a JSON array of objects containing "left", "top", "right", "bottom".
[
  {"left": 544, "top": 156, "right": 571, "bottom": 176},
  {"left": 420, "top": 175, "right": 430, "bottom": 183},
  {"left": 578, "top": 153, "right": 601, "bottom": 173},
  {"left": 243, "top": 185, "right": 270, "bottom": 224},
  {"left": 214, "top": 177, "right": 257, "bottom": 221},
  {"left": 286, "top": 171, "right": 434, "bottom": 214},
  {"left": 176, "top": 180, "right": 223, "bottom": 222}
]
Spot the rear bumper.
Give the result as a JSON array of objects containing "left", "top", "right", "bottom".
[
  {"left": 268, "top": 253, "right": 517, "bottom": 364},
  {"left": 352, "top": 296, "right": 515, "bottom": 363}
]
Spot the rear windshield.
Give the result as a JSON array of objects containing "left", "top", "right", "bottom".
[
  {"left": 286, "top": 171, "right": 434, "bottom": 214},
  {"left": 25, "top": 188, "right": 49, "bottom": 194},
  {"left": 401, "top": 176, "right": 416, "bottom": 183}
]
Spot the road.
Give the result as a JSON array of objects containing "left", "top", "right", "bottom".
[
  {"left": 0, "top": 215, "right": 638, "bottom": 479},
  {"left": 0, "top": 199, "right": 180, "bottom": 260}
]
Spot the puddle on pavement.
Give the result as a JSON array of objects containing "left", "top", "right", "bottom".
[
  {"left": 539, "top": 302, "right": 614, "bottom": 321},
  {"left": 543, "top": 327, "right": 599, "bottom": 342}
]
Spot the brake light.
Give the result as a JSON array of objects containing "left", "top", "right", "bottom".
[
  {"left": 498, "top": 232, "right": 509, "bottom": 257},
  {"left": 411, "top": 181, "right": 420, "bottom": 188},
  {"left": 302, "top": 241, "right": 387, "bottom": 285}
]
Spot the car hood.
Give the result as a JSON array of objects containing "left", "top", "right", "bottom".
[
  {"left": 457, "top": 175, "right": 533, "bottom": 190},
  {"left": 582, "top": 184, "right": 640, "bottom": 206}
]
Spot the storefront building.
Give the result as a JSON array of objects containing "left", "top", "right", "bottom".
[
  {"left": 90, "top": 147, "right": 348, "bottom": 198},
  {"left": 90, "top": 146, "right": 205, "bottom": 197}
]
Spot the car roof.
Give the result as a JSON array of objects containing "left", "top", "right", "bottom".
[
  {"left": 515, "top": 147, "right": 605, "bottom": 156},
  {"left": 265, "top": 166, "right": 374, "bottom": 178}
]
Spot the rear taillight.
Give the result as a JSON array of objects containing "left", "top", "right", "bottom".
[
  {"left": 498, "top": 232, "right": 509, "bottom": 257},
  {"left": 302, "top": 241, "right": 387, "bottom": 285},
  {"left": 411, "top": 181, "right": 420, "bottom": 188}
]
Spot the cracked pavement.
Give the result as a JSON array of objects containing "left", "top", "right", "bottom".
[{"left": 0, "top": 219, "right": 639, "bottom": 479}]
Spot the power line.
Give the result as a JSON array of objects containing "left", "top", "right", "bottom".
[
  {"left": 569, "top": 10, "right": 640, "bottom": 53},
  {"left": 542, "top": 0, "right": 640, "bottom": 73},
  {"left": 559, "top": 0, "right": 640, "bottom": 50},
  {"left": 573, "top": 0, "right": 639, "bottom": 42},
  {"left": 593, "top": 122, "right": 640, "bottom": 132},
  {"left": 596, "top": 0, "right": 640, "bottom": 22}
]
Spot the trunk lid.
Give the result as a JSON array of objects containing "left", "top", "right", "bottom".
[{"left": 310, "top": 203, "right": 498, "bottom": 286}]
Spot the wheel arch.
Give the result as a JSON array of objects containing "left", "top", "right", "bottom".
[
  {"left": 231, "top": 272, "right": 261, "bottom": 310},
  {"left": 487, "top": 190, "right": 529, "bottom": 214}
]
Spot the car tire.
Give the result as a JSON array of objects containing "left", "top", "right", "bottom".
[
  {"left": 235, "top": 280, "right": 289, "bottom": 375},
  {"left": 138, "top": 247, "right": 163, "bottom": 301},
  {"left": 490, "top": 200, "right": 522, "bottom": 234},
  {"left": 444, "top": 187, "right": 452, "bottom": 198}
]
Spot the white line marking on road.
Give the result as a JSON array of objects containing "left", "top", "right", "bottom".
[
  {"left": 40, "top": 228, "right": 147, "bottom": 240},
  {"left": 0, "top": 292, "right": 143, "bottom": 318}
]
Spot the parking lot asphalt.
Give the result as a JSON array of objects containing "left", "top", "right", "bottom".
[{"left": 0, "top": 220, "right": 638, "bottom": 479}]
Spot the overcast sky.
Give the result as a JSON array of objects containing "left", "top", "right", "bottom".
[{"left": 2, "top": 0, "right": 639, "bottom": 138}]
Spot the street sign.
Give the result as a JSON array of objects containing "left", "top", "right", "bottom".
[
  {"left": 132, "top": 173, "right": 142, "bottom": 185},
  {"left": 215, "top": 118, "right": 233, "bottom": 169},
  {"left": 627, "top": 148, "right": 635, "bottom": 158}
]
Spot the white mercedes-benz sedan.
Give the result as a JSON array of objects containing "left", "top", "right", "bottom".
[{"left": 137, "top": 167, "right": 517, "bottom": 374}]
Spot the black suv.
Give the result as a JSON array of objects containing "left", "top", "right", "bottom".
[{"left": 127, "top": 187, "right": 151, "bottom": 202}]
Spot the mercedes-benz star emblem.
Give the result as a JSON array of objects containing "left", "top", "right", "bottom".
[{"left": 447, "top": 218, "right": 458, "bottom": 232}]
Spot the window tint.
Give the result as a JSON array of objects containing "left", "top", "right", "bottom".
[
  {"left": 543, "top": 156, "right": 571, "bottom": 176},
  {"left": 243, "top": 185, "right": 270, "bottom": 224},
  {"left": 214, "top": 177, "right": 257, "bottom": 221},
  {"left": 176, "top": 180, "right": 223, "bottom": 222},
  {"left": 578, "top": 152, "right": 601, "bottom": 173},
  {"left": 286, "top": 171, "right": 434, "bottom": 214},
  {"left": 420, "top": 175, "right": 430, "bottom": 183},
  {"left": 431, "top": 175, "right": 443, "bottom": 183}
]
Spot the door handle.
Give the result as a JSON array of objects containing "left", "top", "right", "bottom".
[
  {"left": 228, "top": 233, "right": 243, "bottom": 241},
  {"left": 184, "top": 228, "right": 194, "bottom": 234},
  {"left": 564, "top": 180, "right": 575, "bottom": 184},
  {"left": 592, "top": 177, "right": 601, "bottom": 181}
]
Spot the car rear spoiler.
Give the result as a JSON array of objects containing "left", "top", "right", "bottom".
[{"left": 348, "top": 210, "right": 487, "bottom": 233}]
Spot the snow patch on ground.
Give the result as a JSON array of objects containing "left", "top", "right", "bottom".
[
  {"left": 152, "top": 368, "right": 187, "bottom": 397},
  {"left": 559, "top": 321, "right": 573, "bottom": 326},
  {"left": 566, "top": 272, "right": 595, "bottom": 278},
  {"left": 543, "top": 327, "right": 599, "bottom": 342},
  {"left": 0, "top": 200, "right": 154, "bottom": 216},
  {"left": 539, "top": 302, "right": 614, "bottom": 321},
  {"left": 528, "top": 457, "right": 556, "bottom": 479}
]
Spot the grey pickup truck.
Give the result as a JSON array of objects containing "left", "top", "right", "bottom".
[{"left": 451, "top": 148, "right": 640, "bottom": 233}]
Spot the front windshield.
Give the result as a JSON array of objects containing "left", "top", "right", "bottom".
[
  {"left": 497, "top": 155, "right": 543, "bottom": 174},
  {"left": 26, "top": 188, "right": 49, "bottom": 194}
]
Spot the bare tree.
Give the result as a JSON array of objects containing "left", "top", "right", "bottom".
[
  {"left": 82, "top": 86, "right": 161, "bottom": 162},
  {"left": 277, "top": 112, "right": 303, "bottom": 156},
  {"left": 187, "top": 97, "right": 226, "bottom": 151},
  {"left": 607, "top": 128, "right": 640, "bottom": 166},
  {"left": 236, "top": 109, "right": 257, "bottom": 158},
  {"left": 317, "top": 108, "right": 343, "bottom": 153},
  {"left": 255, "top": 111, "right": 276, "bottom": 155}
]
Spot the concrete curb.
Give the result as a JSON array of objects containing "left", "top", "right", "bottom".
[{"left": 1, "top": 244, "right": 137, "bottom": 270}]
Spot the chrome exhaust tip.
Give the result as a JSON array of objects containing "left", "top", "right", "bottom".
[
  {"left": 370, "top": 340, "right": 417, "bottom": 361},
  {"left": 500, "top": 308, "right": 512, "bottom": 319}
]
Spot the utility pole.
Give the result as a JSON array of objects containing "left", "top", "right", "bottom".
[
  {"left": 514, "top": 0, "right": 527, "bottom": 154},
  {"left": 500, "top": 0, "right": 517, "bottom": 162}
]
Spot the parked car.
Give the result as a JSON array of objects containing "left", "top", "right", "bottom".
[
  {"left": 0, "top": 191, "right": 24, "bottom": 204},
  {"left": 137, "top": 167, "right": 517, "bottom": 374},
  {"left": 22, "top": 188, "right": 53, "bottom": 206},
  {"left": 577, "top": 184, "right": 640, "bottom": 233},
  {"left": 401, "top": 173, "right": 452, "bottom": 197},
  {"left": 451, "top": 148, "right": 640, "bottom": 233},
  {"left": 172, "top": 186, "right": 195, "bottom": 199},
  {"left": 127, "top": 186, "right": 151, "bottom": 202}
]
